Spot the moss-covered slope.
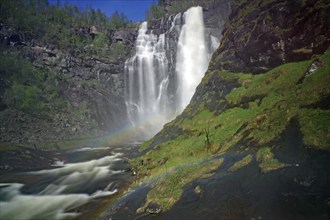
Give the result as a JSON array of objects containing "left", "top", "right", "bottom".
[
  {"left": 103, "top": 0, "right": 330, "bottom": 218},
  {"left": 129, "top": 49, "right": 330, "bottom": 212}
]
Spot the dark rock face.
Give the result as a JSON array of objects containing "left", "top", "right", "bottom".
[
  {"left": 112, "top": 29, "right": 137, "bottom": 46},
  {"left": 211, "top": 0, "right": 330, "bottom": 74},
  {"left": 0, "top": 24, "right": 31, "bottom": 46},
  {"left": 0, "top": 146, "right": 57, "bottom": 171},
  {"left": 0, "top": 108, "right": 100, "bottom": 143},
  {"left": 0, "top": 23, "right": 138, "bottom": 143},
  {"left": 190, "top": 71, "right": 240, "bottom": 114}
]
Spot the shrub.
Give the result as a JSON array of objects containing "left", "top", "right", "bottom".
[
  {"left": 146, "top": 4, "right": 166, "bottom": 20},
  {"left": 0, "top": 54, "right": 66, "bottom": 116}
]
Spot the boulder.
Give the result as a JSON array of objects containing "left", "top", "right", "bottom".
[{"left": 146, "top": 202, "right": 162, "bottom": 214}]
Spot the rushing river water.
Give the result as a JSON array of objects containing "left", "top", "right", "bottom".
[{"left": 0, "top": 143, "right": 140, "bottom": 220}]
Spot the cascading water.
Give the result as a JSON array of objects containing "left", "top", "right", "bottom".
[
  {"left": 0, "top": 151, "right": 123, "bottom": 220},
  {"left": 125, "top": 22, "right": 172, "bottom": 138},
  {"left": 125, "top": 6, "right": 215, "bottom": 139},
  {"left": 176, "top": 6, "right": 210, "bottom": 113}
]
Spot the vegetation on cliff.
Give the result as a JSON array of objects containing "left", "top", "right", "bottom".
[
  {"left": 147, "top": 0, "right": 226, "bottom": 20},
  {"left": 0, "top": 0, "right": 131, "bottom": 51},
  {"left": 0, "top": 54, "right": 65, "bottom": 115},
  {"left": 131, "top": 50, "right": 330, "bottom": 211},
  {"left": 0, "top": 0, "right": 137, "bottom": 143}
]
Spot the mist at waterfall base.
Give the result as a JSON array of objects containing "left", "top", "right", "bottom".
[{"left": 125, "top": 6, "right": 217, "bottom": 140}]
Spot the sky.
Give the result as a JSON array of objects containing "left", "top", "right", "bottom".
[{"left": 49, "top": 0, "right": 158, "bottom": 21}]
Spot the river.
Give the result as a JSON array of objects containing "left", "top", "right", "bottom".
[{"left": 0, "top": 143, "right": 140, "bottom": 220}]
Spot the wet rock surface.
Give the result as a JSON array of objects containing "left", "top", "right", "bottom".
[
  {"left": 0, "top": 147, "right": 57, "bottom": 173},
  {"left": 102, "top": 122, "right": 330, "bottom": 220},
  {"left": 211, "top": 0, "right": 330, "bottom": 74}
]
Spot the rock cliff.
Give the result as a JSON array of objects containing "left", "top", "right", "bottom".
[
  {"left": 211, "top": 0, "right": 330, "bottom": 73},
  {"left": 0, "top": 23, "right": 138, "bottom": 143}
]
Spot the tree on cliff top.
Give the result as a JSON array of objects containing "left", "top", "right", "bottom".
[{"left": 0, "top": 0, "right": 130, "bottom": 50}]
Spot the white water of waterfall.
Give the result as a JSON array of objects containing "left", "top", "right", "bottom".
[
  {"left": 176, "top": 6, "right": 210, "bottom": 113},
  {"left": 125, "top": 6, "right": 213, "bottom": 139},
  {"left": 125, "top": 22, "right": 171, "bottom": 138}
]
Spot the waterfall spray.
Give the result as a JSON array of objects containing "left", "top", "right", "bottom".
[{"left": 125, "top": 6, "right": 214, "bottom": 139}]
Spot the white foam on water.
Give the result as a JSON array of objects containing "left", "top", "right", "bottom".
[
  {"left": 0, "top": 184, "right": 117, "bottom": 220},
  {"left": 69, "top": 146, "right": 109, "bottom": 152},
  {"left": 32, "top": 153, "right": 122, "bottom": 175},
  {"left": 0, "top": 153, "right": 123, "bottom": 219}
]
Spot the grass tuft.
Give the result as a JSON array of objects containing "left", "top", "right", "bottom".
[
  {"left": 228, "top": 154, "right": 253, "bottom": 172},
  {"left": 256, "top": 147, "right": 285, "bottom": 173}
]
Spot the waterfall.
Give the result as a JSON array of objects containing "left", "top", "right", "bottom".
[
  {"left": 176, "top": 6, "right": 210, "bottom": 112},
  {"left": 125, "top": 6, "right": 214, "bottom": 139},
  {"left": 125, "top": 22, "right": 172, "bottom": 138}
]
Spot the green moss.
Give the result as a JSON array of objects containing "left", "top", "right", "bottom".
[
  {"left": 181, "top": 109, "right": 214, "bottom": 131},
  {"left": 216, "top": 70, "right": 240, "bottom": 81},
  {"left": 131, "top": 50, "right": 330, "bottom": 215},
  {"left": 226, "top": 60, "right": 310, "bottom": 106},
  {"left": 296, "top": 54, "right": 330, "bottom": 107},
  {"left": 222, "top": 54, "right": 329, "bottom": 147},
  {"left": 139, "top": 138, "right": 154, "bottom": 151},
  {"left": 298, "top": 109, "right": 330, "bottom": 150},
  {"left": 228, "top": 154, "right": 253, "bottom": 172},
  {"left": 144, "top": 158, "right": 223, "bottom": 211},
  {"left": 0, "top": 143, "right": 25, "bottom": 152},
  {"left": 211, "top": 107, "right": 252, "bottom": 152},
  {"left": 256, "top": 147, "right": 285, "bottom": 173}
]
